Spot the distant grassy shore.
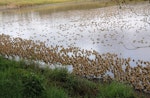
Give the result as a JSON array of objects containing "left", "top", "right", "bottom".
[
  {"left": 0, "top": 0, "right": 74, "bottom": 6},
  {"left": 0, "top": 0, "right": 79, "bottom": 9},
  {"left": 0, "top": 0, "right": 149, "bottom": 10}
]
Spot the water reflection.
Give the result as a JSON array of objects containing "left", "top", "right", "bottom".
[{"left": 0, "top": 3, "right": 150, "bottom": 61}]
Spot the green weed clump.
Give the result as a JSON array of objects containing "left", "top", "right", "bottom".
[
  {"left": 0, "top": 56, "right": 46, "bottom": 98},
  {"left": 0, "top": 71, "right": 22, "bottom": 98},
  {"left": 21, "top": 71, "right": 45, "bottom": 97},
  {"left": 43, "top": 68, "right": 99, "bottom": 97},
  {"left": 46, "top": 86, "right": 69, "bottom": 98},
  {"left": 98, "top": 81, "right": 135, "bottom": 98}
]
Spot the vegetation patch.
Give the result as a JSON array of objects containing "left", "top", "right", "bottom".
[
  {"left": 0, "top": 56, "right": 147, "bottom": 98},
  {"left": 98, "top": 81, "right": 135, "bottom": 98}
]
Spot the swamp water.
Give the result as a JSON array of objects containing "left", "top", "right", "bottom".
[{"left": 0, "top": 3, "right": 150, "bottom": 64}]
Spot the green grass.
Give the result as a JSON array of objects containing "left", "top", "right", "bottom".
[
  {"left": 46, "top": 86, "right": 69, "bottom": 98},
  {"left": 0, "top": 56, "right": 143, "bottom": 98},
  {"left": 98, "top": 81, "right": 135, "bottom": 98}
]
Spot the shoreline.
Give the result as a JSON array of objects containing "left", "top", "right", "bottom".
[
  {"left": 0, "top": 0, "right": 148, "bottom": 11},
  {"left": 0, "top": 0, "right": 110, "bottom": 11}
]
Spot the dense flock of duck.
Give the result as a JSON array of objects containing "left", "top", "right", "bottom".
[
  {"left": 0, "top": 3, "right": 150, "bottom": 52},
  {"left": 0, "top": 34, "right": 150, "bottom": 93}
]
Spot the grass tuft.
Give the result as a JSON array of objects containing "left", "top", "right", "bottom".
[{"left": 98, "top": 81, "right": 135, "bottom": 98}]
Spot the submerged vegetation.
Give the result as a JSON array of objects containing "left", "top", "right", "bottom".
[{"left": 0, "top": 56, "right": 139, "bottom": 98}]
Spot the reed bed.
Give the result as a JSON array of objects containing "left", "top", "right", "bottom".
[{"left": 0, "top": 34, "right": 150, "bottom": 93}]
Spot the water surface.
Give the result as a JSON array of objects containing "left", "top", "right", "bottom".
[{"left": 0, "top": 3, "right": 150, "bottom": 61}]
